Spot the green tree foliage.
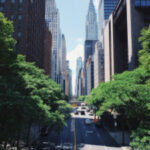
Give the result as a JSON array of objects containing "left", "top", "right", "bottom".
[
  {"left": 0, "top": 12, "right": 71, "bottom": 149},
  {"left": 86, "top": 27, "right": 150, "bottom": 149},
  {"left": 78, "top": 95, "right": 86, "bottom": 102}
]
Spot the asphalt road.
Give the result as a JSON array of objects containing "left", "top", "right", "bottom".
[{"left": 37, "top": 109, "right": 122, "bottom": 150}]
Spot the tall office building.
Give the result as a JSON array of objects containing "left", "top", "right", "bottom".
[
  {"left": 94, "top": 41, "right": 104, "bottom": 88},
  {"left": 61, "top": 34, "right": 68, "bottom": 92},
  {"left": 0, "top": 0, "right": 52, "bottom": 77},
  {"left": 65, "top": 61, "right": 72, "bottom": 97},
  {"left": 104, "top": 0, "right": 150, "bottom": 81},
  {"left": 75, "top": 57, "right": 83, "bottom": 96},
  {"left": 85, "top": 0, "right": 98, "bottom": 40},
  {"left": 98, "top": 0, "right": 118, "bottom": 36},
  {"left": 61, "top": 34, "right": 67, "bottom": 73},
  {"left": 84, "top": 40, "right": 97, "bottom": 65},
  {"left": 45, "top": 0, "right": 61, "bottom": 82},
  {"left": 86, "top": 56, "right": 94, "bottom": 95}
]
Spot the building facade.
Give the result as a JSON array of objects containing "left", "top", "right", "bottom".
[
  {"left": 104, "top": 0, "right": 150, "bottom": 81},
  {"left": 75, "top": 57, "right": 83, "bottom": 96},
  {"left": 86, "top": 56, "right": 94, "bottom": 95},
  {"left": 0, "top": 0, "right": 52, "bottom": 77},
  {"left": 45, "top": 0, "right": 61, "bottom": 82},
  {"left": 94, "top": 41, "right": 104, "bottom": 88},
  {"left": 84, "top": 40, "right": 97, "bottom": 66},
  {"left": 85, "top": 0, "right": 98, "bottom": 40},
  {"left": 64, "top": 61, "right": 72, "bottom": 98},
  {"left": 98, "top": 0, "right": 118, "bottom": 37}
]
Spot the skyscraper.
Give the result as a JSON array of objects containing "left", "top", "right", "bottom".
[
  {"left": 61, "top": 34, "right": 67, "bottom": 73},
  {"left": 94, "top": 41, "right": 104, "bottom": 88},
  {"left": 98, "top": 0, "right": 118, "bottom": 36},
  {"left": 75, "top": 57, "right": 83, "bottom": 96},
  {"left": 84, "top": 40, "right": 97, "bottom": 65},
  {"left": 0, "top": 0, "right": 52, "bottom": 77},
  {"left": 45, "top": 0, "right": 61, "bottom": 82},
  {"left": 85, "top": 0, "right": 98, "bottom": 40}
]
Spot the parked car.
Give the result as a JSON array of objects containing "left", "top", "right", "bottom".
[
  {"left": 81, "top": 106, "right": 86, "bottom": 109},
  {"left": 95, "top": 120, "right": 103, "bottom": 128},
  {"left": 85, "top": 119, "right": 92, "bottom": 125},
  {"left": 89, "top": 110, "right": 94, "bottom": 116},
  {"left": 74, "top": 110, "right": 78, "bottom": 115},
  {"left": 81, "top": 111, "right": 85, "bottom": 115},
  {"left": 86, "top": 108, "right": 90, "bottom": 112},
  {"left": 40, "top": 126, "right": 48, "bottom": 137}
]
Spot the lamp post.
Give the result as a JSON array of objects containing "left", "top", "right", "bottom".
[{"left": 113, "top": 114, "right": 117, "bottom": 131}]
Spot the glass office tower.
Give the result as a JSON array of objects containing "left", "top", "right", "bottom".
[
  {"left": 135, "top": 0, "right": 150, "bottom": 7},
  {"left": 98, "top": 0, "right": 118, "bottom": 36}
]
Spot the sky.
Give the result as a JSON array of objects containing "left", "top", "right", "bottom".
[{"left": 55, "top": 0, "right": 99, "bottom": 95}]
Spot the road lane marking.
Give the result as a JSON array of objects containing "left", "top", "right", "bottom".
[{"left": 74, "top": 118, "right": 76, "bottom": 150}]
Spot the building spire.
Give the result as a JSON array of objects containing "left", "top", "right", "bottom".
[
  {"left": 85, "top": 0, "right": 98, "bottom": 40},
  {"left": 88, "top": 0, "right": 95, "bottom": 12}
]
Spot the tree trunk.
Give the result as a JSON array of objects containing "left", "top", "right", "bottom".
[
  {"left": 26, "top": 121, "right": 32, "bottom": 147},
  {"left": 4, "top": 140, "right": 7, "bottom": 149},
  {"left": 17, "top": 133, "right": 20, "bottom": 150},
  {"left": 122, "top": 118, "right": 125, "bottom": 146}
]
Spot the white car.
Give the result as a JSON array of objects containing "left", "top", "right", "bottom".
[
  {"left": 89, "top": 110, "right": 94, "bottom": 116},
  {"left": 85, "top": 119, "right": 92, "bottom": 125}
]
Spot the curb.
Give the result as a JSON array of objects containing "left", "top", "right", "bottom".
[{"left": 121, "top": 147, "right": 130, "bottom": 150}]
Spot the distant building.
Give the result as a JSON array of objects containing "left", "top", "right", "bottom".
[
  {"left": 44, "top": 27, "right": 52, "bottom": 77},
  {"left": 84, "top": 40, "right": 97, "bottom": 66},
  {"left": 0, "top": 0, "right": 52, "bottom": 77},
  {"left": 75, "top": 57, "right": 83, "bottom": 96},
  {"left": 85, "top": 0, "right": 98, "bottom": 40},
  {"left": 94, "top": 41, "right": 104, "bottom": 88},
  {"left": 64, "top": 61, "right": 72, "bottom": 97},
  {"left": 104, "top": 0, "right": 150, "bottom": 81},
  {"left": 77, "top": 68, "right": 84, "bottom": 97},
  {"left": 45, "top": 0, "right": 61, "bottom": 82},
  {"left": 86, "top": 56, "right": 94, "bottom": 95}
]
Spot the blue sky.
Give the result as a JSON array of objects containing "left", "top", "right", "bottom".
[{"left": 55, "top": 0, "right": 99, "bottom": 94}]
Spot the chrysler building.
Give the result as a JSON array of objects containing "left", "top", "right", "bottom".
[{"left": 85, "top": 0, "right": 98, "bottom": 40}]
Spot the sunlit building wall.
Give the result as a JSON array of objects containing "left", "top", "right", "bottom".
[{"left": 45, "top": 0, "right": 61, "bottom": 82}]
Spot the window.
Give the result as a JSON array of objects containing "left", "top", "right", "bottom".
[
  {"left": 19, "top": 0, "right": 23, "bottom": 3},
  {"left": 10, "top": 15, "right": 14, "bottom": 20},
  {"left": 0, "top": 0, "right": 5, "bottom": 3},
  {"left": 18, "top": 15, "right": 22, "bottom": 20},
  {"left": 18, "top": 5, "right": 22, "bottom": 11},
  {"left": 17, "top": 32, "right": 21, "bottom": 37},
  {"left": 0, "top": 6, "right": 3, "bottom": 11},
  {"left": 11, "top": 0, "right": 15, "bottom": 3}
]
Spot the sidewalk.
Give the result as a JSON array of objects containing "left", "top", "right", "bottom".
[
  {"left": 104, "top": 126, "right": 130, "bottom": 150},
  {"left": 121, "top": 147, "right": 130, "bottom": 150}
]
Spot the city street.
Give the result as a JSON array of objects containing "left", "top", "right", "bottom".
[{"left": 37, "top": 108, "right": 122, "bottom": 150}]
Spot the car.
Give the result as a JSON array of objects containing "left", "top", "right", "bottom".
[
  {"left": 74, "top": 110, "right": 78, "bottom": 115},
  {"left": 85, "top": 119, "right": 92, "bottom": 125},
  {"left": 89, "top": 110, "right": 94, "bottom": 116},
  {"left": 95, "top": 120, "right": 103, "bottom": 128},
  {"left": 81, "top": 103, "right": 85, "bottom": 106},
  {"left": 40, "top": 126, "right": 48, "bottom": 137},
  {"left": 86, "top": 108, "right": 90, "bottom": 112},
  {"left": 81, "top": 106, "right": 86, "bottom": 109},
  {"left": 81, "top": 111, "right": 85, "bottom": 115}
]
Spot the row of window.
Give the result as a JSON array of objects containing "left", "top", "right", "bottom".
[
  {"left": 0, "top": 5, "right": 23, "bottom": 11},
  {"left": 0, "top": 0, "right": 23, "bottom": 3},
  {"left": 135, "top": 0, "right": 150, "bottom": 6}
]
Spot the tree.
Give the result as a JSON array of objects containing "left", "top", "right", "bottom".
[
  {"left": 86, "top": 27, "right": 150, "bottom": 148},
  {"left": 0, "top": 12, "right": 71, "bottom": 149}
]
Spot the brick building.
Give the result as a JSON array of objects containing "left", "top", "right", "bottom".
[{"left": 0, "top": 0, "right": 52, "bottom": 76}]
